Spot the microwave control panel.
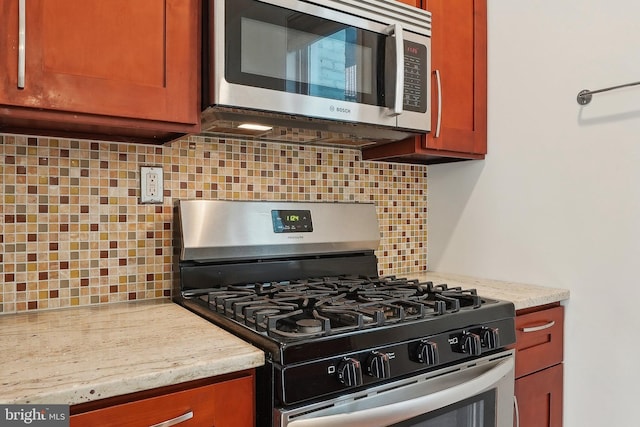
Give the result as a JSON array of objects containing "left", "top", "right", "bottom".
[{"left": 403, "top": 40, "right": 428, "bottom": 113}]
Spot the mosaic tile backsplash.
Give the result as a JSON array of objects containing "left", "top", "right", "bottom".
[{"left": 0, "top": 133, "right": 428, "bottom": 314}]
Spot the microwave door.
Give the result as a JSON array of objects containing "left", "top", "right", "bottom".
[{"left": 219, "top": 0, "right": 399, "bottom": 128}]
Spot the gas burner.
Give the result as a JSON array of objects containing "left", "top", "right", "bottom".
[
  {"left": 315, "top": 297, "right": 431, "bottom": 324},
  {"left": 296, "top": 319, "right": 324, "bottom": 334},
  {"left": 265, "top": 310, "right": 332, "bottom": 338}
]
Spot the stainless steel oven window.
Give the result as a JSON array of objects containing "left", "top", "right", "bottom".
[{"left": 276, "top": 350, "right": 515, "bottom": 427}]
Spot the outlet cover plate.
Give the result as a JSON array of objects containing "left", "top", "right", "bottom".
[{"left": 140, "top": 166, "right": 163, "bottom": 204}]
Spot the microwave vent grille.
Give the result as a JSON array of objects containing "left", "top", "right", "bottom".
[{"left": 303, "top": 0, "right": 431, "bottom": 36}]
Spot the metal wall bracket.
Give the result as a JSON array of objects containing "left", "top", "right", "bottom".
[
  {"left": 577, "top": 90, "right": 593, "bottom": 105},
  {"left": 577, "top": 81, "right": 640, "bottom": 105}
]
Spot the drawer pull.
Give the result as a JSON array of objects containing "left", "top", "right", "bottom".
[
  {"left": 149, "top": 411, "right": 194, "bottom": 427},
  {"left": 520, "top": 320, "right": 555, "bottom": 333}
]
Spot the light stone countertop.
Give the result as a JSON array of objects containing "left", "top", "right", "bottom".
[
  {"left": 0, "top": 274, "right": 568, "bottom": 406},
  {"left": 414, "top": 271, "right": 570, "bottom": 310},
  {"left": 0, "top": 299, "right": 264, "bottom": 405}
]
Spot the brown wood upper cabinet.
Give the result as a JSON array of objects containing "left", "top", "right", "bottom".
[
  {"left": 0, "top": 0, "right": 200, "bottom": 143},
  {"left": 363, "top": 0, "right": 487, "bottom": 164}
]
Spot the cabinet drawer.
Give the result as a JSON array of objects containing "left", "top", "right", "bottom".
[
  {"left": 70, "top": 375, "right": 254, "bottom": 427},
  {"left": 515, "top": 305, "right": 564, "bottom": 378}
]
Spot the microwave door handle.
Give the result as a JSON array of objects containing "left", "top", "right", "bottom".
[
  {"left": 434, "top": 69, "right": 442, "bottom": 137},
  {"left": 385, "top": 23, "right": 404, "bottom": 116}
]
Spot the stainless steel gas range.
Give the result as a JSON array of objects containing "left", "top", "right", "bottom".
[{"left": 174, "top": 200, "right": 516, "bottom": 427}]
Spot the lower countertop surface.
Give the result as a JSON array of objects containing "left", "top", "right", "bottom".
[
  {"left": 0, "top": 299, "right": 265, "bottom": 405},
  {"left": 416, "top": 271, "right": 570, "bottom": 310},
  {"left": 0, "top": 273, "right": 568, "bottom": 406}
]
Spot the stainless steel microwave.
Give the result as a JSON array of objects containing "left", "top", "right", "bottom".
[{"left": 201, "top": 0, "right": 432, "bottom": 147}]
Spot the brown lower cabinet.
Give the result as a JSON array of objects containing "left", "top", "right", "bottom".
[
  {"left": 70, "top": 369, "right": 255, "bottom": 427},
  {"left": 514, "top": 304, "right": 564, "bottom": 427}
]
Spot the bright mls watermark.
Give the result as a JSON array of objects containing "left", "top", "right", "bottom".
[{"left": 0, "top": 405, "right": 69, "bottom": 426}]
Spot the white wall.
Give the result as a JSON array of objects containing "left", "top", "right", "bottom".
[{"left": 427, "top": 2, "right": 640, "bottom": 426}]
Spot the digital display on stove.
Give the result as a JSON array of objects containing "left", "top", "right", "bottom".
[{"left": 271, "top": 210, "right": 313, "bottom": 233}]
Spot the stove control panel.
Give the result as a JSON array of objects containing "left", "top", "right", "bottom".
[
  {"left": 278, "top": 318, "right": 515, "bottom": 405},
  {"left": 271, "top": 209, "right": 313, "bottom": 233}
]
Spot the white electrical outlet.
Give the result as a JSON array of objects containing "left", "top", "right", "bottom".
[{"left": 140, "top": 166, "right": 163, "bottom": 204}]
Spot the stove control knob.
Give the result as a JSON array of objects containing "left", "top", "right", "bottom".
[
  {"left": 337, "top": 357, "right": 363, "bottom": 387},
  {"left": 416, "top": 340, "right": 439, "bottom": 366},
  {"left": 460, "top": 332, "right": 482, "bottom": 356},
  {"left": 480, "top": 327, "right": 500, "bottom": 350},
  {"left": 366, "top": 351, "right": 391, "bottom": 379}
]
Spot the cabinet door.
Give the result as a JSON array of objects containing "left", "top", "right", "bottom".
[
  {"left": 361, "top": 0, "right": 486, "bottom": 163},
  {"left": 424, "top": 0, "right": 487, "bottom": 154},
  {"left": 0, "top": 0, "right": 199, "bottom": 139},
  {"left": 396, "top": 0, "right": 420, "bottom": 5},
  {"left": 70, "top": 375, "right": 254, "bottom": 427},
  {"left": 515, "top": 363, "right": 563, "bottom": 427}
]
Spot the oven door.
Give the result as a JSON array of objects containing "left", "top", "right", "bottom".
[{"left": 276, "top": 350, "right": 514, "bottom": 427}]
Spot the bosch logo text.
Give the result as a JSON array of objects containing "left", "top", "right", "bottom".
[{"left": 330, "top": 106, "right": 351, "bottom": 114}]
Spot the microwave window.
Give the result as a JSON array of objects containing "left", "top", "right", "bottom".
[
  {"left": 227, "top": 0, "right": 383, "bottom": 106},
  {"left": 240, "top": 18, "right": 373, "bottom": 101}
]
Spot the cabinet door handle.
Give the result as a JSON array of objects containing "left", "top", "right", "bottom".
[
  {"left": 513, "top": 395, "right": 520, "bottom": 427},
  {"left": 18, "top": 0, "right": 26, "bottom": 88},
  {"left": 520, "top": 320, "right": 555, "bottom": 333},
  {"left": 434, "top": 69, "right": 442, "bottom": 137},
  {"left": 149, "top": 411, "right": 194, "bottom": 427}
]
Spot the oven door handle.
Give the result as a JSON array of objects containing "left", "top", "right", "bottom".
[{"left": 288, "top": 357, "right": 514, "bottom": 427}]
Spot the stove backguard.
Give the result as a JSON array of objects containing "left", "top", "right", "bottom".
[
  {"left": 174, "top": 199, "right": 383, "bottom": 297},
  {"left": 176, "top": 200, "right": 381, "bottom": 263}
]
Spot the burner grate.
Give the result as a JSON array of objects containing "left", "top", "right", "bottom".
[{"left": 197, "top": 276, "right": 485, "bottom": 339}]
